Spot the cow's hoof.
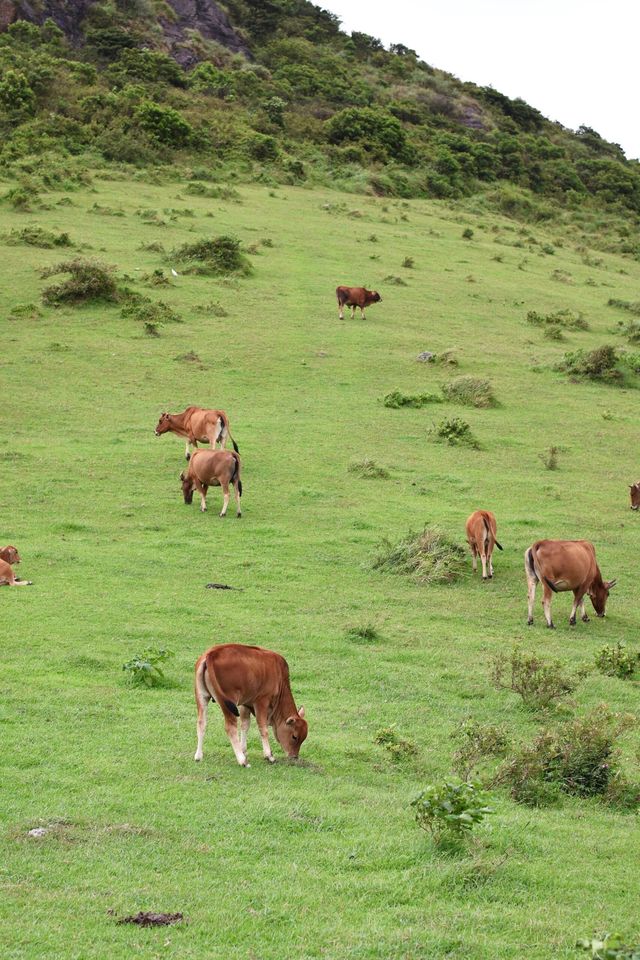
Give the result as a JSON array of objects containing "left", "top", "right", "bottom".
[
  {"left": 185, "top": 453, "right": 191, "bottom": 461},
  {"left": 265, "top": 756, "right": 275, "bottom": 764},
  {"left": 582, "top": 615, "right": 590, "bottom": 622},
  {"left": 527, "top": 618, "right": 534, "bottom": 626},
  {"left": 194, "top": 753, "right": 202, "bottom": 762},
  {"left": 219, "top": 513, "right": 227, "bottom": 519},
  {"left": 569, "top": 618, "right": 576, "bottom": 626},
  {"left": 547, "top": 623, "right": 556, "bottom": 630}
]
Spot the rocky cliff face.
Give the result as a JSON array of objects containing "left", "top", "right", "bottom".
[{"left": 0, "top": 0, "right": 251, "bottom": 63}]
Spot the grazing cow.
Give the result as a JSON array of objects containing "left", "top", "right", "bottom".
[
  {"left": 155, "top": 406, "right": 239, "bottom": 460},
  {"left": 180, "top": 448, "right": 242, "bottom": 517},
  {"left": 0, "top": 545, "right": 32, "bottom": 586},
  {"left": 525, "top": 539, "right": 616, "bottom": 628},
  {"left": 465, "top": 510, "right": 503, "bottom": 580},
  {"left": 194, "top": 643, "right": 308, "bottom": 766},
  {"left": 336, "top": 286, "right": 382, "bottom": 320},
  {"left": 629, "top": 481, "right": 640, "bottom": 510}
]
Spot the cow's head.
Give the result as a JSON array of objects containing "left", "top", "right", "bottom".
[
  {"left": 372, "top": 291, "right": 381, "bottom": 303},
  {"left": 589, "top": 577, "right": 617, "bottom": 617},
  {"left": 276, "top": 706, "right": 308, "bottom": 759},
  {"left": 0, "top": 545, "right": 20, "bottom": 564},
  {"left": 630, "top": 482, "right": 640, "bottom": 510},
  {"left": 155, "top": 413, "right": 171, "bottom": 436},
  {"left": 180, "top": 470, "right": 194, "bottom": 505}
]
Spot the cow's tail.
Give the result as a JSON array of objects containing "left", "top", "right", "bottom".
[
  {"left": 525, "top": 546, "right": 538, "bottom": 582},
  {"left": 219, "top": 413, "right": 239, "bottom": 453},
  {"left": 202, "top": 653, "right": 240, "bottom": 717},
  {"left": 231, "top": 451, "right": 243, "bottom": 497}
]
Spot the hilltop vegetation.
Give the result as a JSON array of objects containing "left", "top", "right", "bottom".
[{"left": 0, "top": 0, "right": 639, "bottom": 250}]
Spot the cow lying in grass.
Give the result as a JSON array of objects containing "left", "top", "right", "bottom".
[
  {"left": 525, "top": 539, "right": 616, "bottom": 628},
  {"left": 180, "top": 448, "right": 242, "bottom": 517},
  {"left": 336, "top": 285, "right": 382, "bottom": 320},
  {"left": 194, "top": 643, "right": 308, "bottom": 766},
  {"left": 155, "top": 406, "right": 239, "bottom": 460},
  {"left": 465, "top": 510, "right": 503, "bottom": 580},
  {"left": 0, "top": 546, "right": 32, "bottom": 586}
]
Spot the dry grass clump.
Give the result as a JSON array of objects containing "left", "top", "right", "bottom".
[
  {"left": 372, "top": 526, "right": 466, "bottom": 584},
  {"left": 41, "top": 258, "right": 120, "bottom": 306},
  {"left": 383, "top": 389, "right": 441, "bottom": 408},
  {"left": 441, "top": 376, "right": 496, "bottom": 408},
  {"left": 348, "top": 458, "right": 390, "bottom": 479}
]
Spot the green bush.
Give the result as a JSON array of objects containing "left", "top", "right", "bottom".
[
  {"left": 5, "top": 226, "right": 71, "bottom": 248},
  {"left": 325, "top": 106, "right": 411, "bottom": 162},
  {"left": 0, "top": 69, "right": 36, "bottom": 122},
  {"left": 383, "top": 389, "right": 441, "bottom": 409},
  {"left": 490, "top": 646, "right": 582, "bottom": 710},
  {"left": 594, "top": 642, "right": 639, "bottom": 679},
  {"left": 120, "top": 299, "right": 182, "bottom": 327},
  {"left": 526, "top": 308, "right": 589, "bottom": 330},
  {"left": 347, "top": 458, "right": 390, "bottom": 479},
  {"left": 345, "top": 623, "right": 381, "bottom": 644},
  {"left": 451, "top": 718, "right": 510, "bottom": 782},
  {"left": 411, "top": 780, "right": 493, "bottom": 844},
  {"left": 577, "top": 934, "right": 640, "bottom": 959},
  {"left": 374, "top": 726, "right": 418, "bottom": 762},
  {"left": 372, "top": 526, "right": 466, "bottom": 584},
  {"left": 608, "top": 298, "right": 640, "bottom": 317},
  {"left": 122, "top": 647, "right": 174, "bottom": 687},
  {"left": 555, "top": 345, "right": 625, "bottom": 383},
  {"left": 429, "top": 417, "right": 479, "bottom": 448},
  {"left": 539, "top": 445, "right": 560, "bottom": 470},
  {"left": 441, "top": 376, "right": 496, "bottom": 408},
  {"left": 499, "top": 706, "right": 636, "bottom": 805},
  {"left": 136, "top": 102, "right": 193, "bottom": 146},
  {"left": 41, "top": 258, "right": 120, "bottom": 306},
  {"left": 172, "top": 236, "right": 252, "bottom": 276}
]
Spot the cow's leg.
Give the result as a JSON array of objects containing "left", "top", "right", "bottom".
[
  {"left": 219, "top": 481, "right": 230, "bottom": 518},
  {"left": 542, "top": 583, "right": 554, "bottom": 628},
  {"left": 351, "top": 305, "right": 356, "bottom": 319},
  {"left": 194, "top": 481, "right": 207, "bottom": 513},
  {"left": 527, "top": 573, "right": 536, "bottom": 625},
  {"left": 239, "top": 706, "right": 251, "bottom": 754},
  {"left": 480, "top": 548, "right": 488, "bottom": 580},
  {"left": 469, "top": 542, "right": 478, "bottom": 573},
  {"left": 194, "top": 669, "right": 211, "bottom": 761},
  {"left": 488, "top": 545, "right": 494, "bottom": 579},
  {"left": 579, "top": 597, "right": 590, "bottom": 622},
  {"left": 234, "top": 481, "right": 242, "bottom": 518},
  {"left": 569, "top": 589, "right": 581, "bottom": 626},
  {"left": 185, "top": 440, "right": 191, "bottom": 460},
  {"left": 186, "top": 439, "right": 198, "bottom": 461},
  {"left": 8, "top": 579, "right": 33, "bottom": 586},
  {"left": 338, "top": 298, "right": 344, "bottom": 320},
  {"left": 254, "top": 700, "right": 275, "bottom": 763},
  {"left": 223, "top": 714, "right": 248, "bottom": 766},
  {"left": 360, "top": 307, "right": 366, "bottom": 320}
]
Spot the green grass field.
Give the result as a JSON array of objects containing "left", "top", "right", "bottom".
[{"left": 2, "top": 172, "right": 640, "bottom": 960}]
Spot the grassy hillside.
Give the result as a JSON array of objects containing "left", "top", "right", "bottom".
[{"left": 2, "top": 171, "right": 640, "bottom": 960}]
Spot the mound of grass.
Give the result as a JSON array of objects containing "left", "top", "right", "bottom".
[
  {"left": 608, "top": 298, "right": 640, "bottom": 316},
  {"left": 372, "top": 525, "right": 466, "bottom": 584},
  {"left": 194, "top": 300, "right": 229, "bottom": 317},
  {"left": 374, "top": 726, "right": 418, "bottom": 762},
  {"left": 383, "top": 275, "right": 408, "bottom": 286},
  {"left": 184, "top": 182, "right": 242, "bottom": 201},
  {"left": 383, "top": 389, "right": 441, "bottom": 408},
  {"left": 429, "top": 417, "right": 480, "bottom": 448},
  {"left": 4, "top": 226, "right": 72, "bottom": 248},
  {"left": 345, "top": 623, "right": 381, "bottom": 644},
  {"left": 121, "top": 299, "right": 182, "bottom": 326},
  {"left": 555, "top": 344, "right": 635, "bottom": 385},
  {"left": 8, "top": 302, "right": 42, "bottom": 321},
  {"left": 40, "top": 258, "right": 120, "bottom": 306},
  {"left": 441, "top": 375, "right": 496, "bottom": 408},
  {"left": 171, "top": 235, "right": 252, "bottom": 276},
  {"left": 347, "top": 458, "right": 390, "bottom": 479}
]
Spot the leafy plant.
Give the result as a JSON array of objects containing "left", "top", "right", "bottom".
[
  {"left": 594, "top": 642, "right": 639, "bottom": 679},
  {"left": 122, "top": 647, "right": 174, "bottom": 687},
  {"left": 40, "top": 258, "right": 120, "bottom": 306},
  {"left": 429, "top": 417, "right": 479, "bottom": 448},
  {"left": 347, "top": 458, "right": 390, "bottom": 479},
  {"left": 374, "top": 726, "right": 418, "bottom": 762},
  {"left": 577, "top": 934, "right": 640, "bottom": 959},
  {"left": 441, "top": 376, "right": 495, "bottom": 408},
  {"left": 372, "top": 526, "right": 466, "bottom": 584},
  {"left": 539, "top": 445, "right": 560, "bottom": 469},
  {"left": 555, "top": 345, "right": 623, "bottom": 383},
  {"left": 451, "top": 718, "right": 510, "bottom": 782},
  {"left": 383, "top": 389, "right": 441, "bottom": 409},
  {"left": 345, "top": 623, "right": 381, "bottom": 644},
  {"left": 526, "top": 308, "right": 589, "bottom": 330},
  {"left": 5, "top": 226, "right": 71, "bottom": 248},
  {"left": 172, "top": 236, "right": 252, "bottom": 276},
  {"left": 490, "top": 646, "right": 582, "bottom": 710},
  {"left": 411, "top": 780, "right": 493, "bottom": 844},
  {"left": 608, "top": 299, "right": 640, "bottom": 317},
  {"left": 462, "top": 227, "right": 474, "bottom": 240},
  {"left": 121, "top": 299, "right": 182, "bottom": 327}
]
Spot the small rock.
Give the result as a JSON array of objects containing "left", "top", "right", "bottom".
[
  {"left": 28, "top": 828, "right": 48, "bottom": 838},
  {"left": 416, "top": 351, "right": 435, "bottom": 362}
]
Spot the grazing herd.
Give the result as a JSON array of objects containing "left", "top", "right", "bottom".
[{"left": 3, "top": 286, "right": 636, "bottom": 767}]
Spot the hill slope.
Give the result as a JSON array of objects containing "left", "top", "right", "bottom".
[{"left": 1, "top": 172, "right": 640, "bottom": 959}]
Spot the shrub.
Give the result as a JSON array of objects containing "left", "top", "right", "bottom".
[
  {"left": 122, "top": 647, "right": 174, "bottom": 687},
  {"left": 347, "top": 458, "right": 390, "bottom": 479},
  {"left": 8, "top": 302, "right": 42, "bottom": 321},
  {"left": 499, "top": 706, "right": 636, "bottom": 805},
  {"left": 0, "top": 69, "right": 36, "bottom": 122},
  {"left": 372, "top": 525, "right": 466, "bottom": 584},
  {"left": 614, "top": 320, "right": 640, "bottom": 344},
  {"left": 608, "top": 298, "right": 640, "bottom": 317},
  {"left": 325, "top": 106, "right": 411, "bottom": 162},
  {"left": 556, "top": 345, "right": 623, "bottom": 383},
  {"left": 41, "top": 258, "right": 119, "bottom": 306},
  {"left": 383, "top": 389, "right": 441, "bottom": 408},
  {"left": 172, "top": 236, "right": 252, "bottom": 276},
  {"left": 490, "top": 646, "right": 582, "bottom": 710},
  {"left": 429, "top": 417, "right": 479, "bottom": 448},
  {"left": 374, "top": 726, "right": 418, "bottom": 762},
  {"left": 5, "top": 226, "right": 71, "bottom": 248},
  {"left": 121, "top": 299, "right": 182, "bottom": 327},
  {"left": 462, "top": 227, "right": 474, "bottom": 240},
  {"left": 594, "top": 642, "right": 639, "bottom": 679},
  {"left": 401, "top": 256, "right": 414, "bottom": 268},
  {"left": 3, "top": 184, "right": 39, "bottom": 211},
  {"left": 136, "top": 102, "right": 193, "bottom": 146},
  {"left": 539, "top": 445, "right": 560, "bottom": 470},
  {"left": 411, "top": 780, "right": 493, "bottom": 844},
  {"left": 441, "top": 376, "right": 495, "bottom": 408},
  {"left": 526, "top": 309, "right": 589, "bottom": 331},
  {"left": 451, "top": 718, "right": 510, "bottom": 782}
]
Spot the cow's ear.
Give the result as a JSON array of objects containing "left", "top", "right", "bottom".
[
  {"left": 179, "top": 472, "right": 185, "bottom": 481},
  {"left": 298, "top": 706, "right": 305, "bottom": 719}
]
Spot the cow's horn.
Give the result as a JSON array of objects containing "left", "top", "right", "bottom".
[{"left": 607, "top": 579, "right": 617, "bottom": 589}]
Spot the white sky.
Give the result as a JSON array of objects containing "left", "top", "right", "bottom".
[{"left": 323, "top": 0, "right": 639, "bottom": 160}]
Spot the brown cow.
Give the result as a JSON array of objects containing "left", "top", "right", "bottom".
[
  {"left": 180, "top": 448, "right": 242, "bottom": 517},
  {"left": 194, "top": 643, "right": 308, "bottom": 766},
  {"left": 629, "top": 481, "right": 640, "bottom": 510},
  {"left": 525, "top": 539, "right": 616, "bottom": 629},
  {"left": 465, "top": 510, "right": 503, "bottom": 580},
  {"left": 155, "top": 406, "right": 239, "bottom": 460},
  {"left": 336, "top": 286, "right": 382, "bottom": 320},
  {"left": 0, "top": 545, "right": 32, "bottom": 586}
]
